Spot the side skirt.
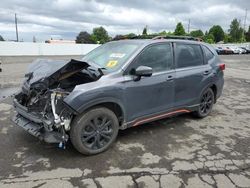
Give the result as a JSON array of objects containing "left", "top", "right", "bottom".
[{"left": 121, "top": 104, "right": 199, "bottom": 129}]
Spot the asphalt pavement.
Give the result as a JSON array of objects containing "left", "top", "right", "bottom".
[{"left": 0, "top": 55, "right": 250, "bottom": 187}]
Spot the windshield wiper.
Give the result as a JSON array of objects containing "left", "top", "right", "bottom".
[{"left": 86, "top": 61, "right": 106, "bottom": 71}]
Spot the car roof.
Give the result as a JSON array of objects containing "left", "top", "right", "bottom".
[
  {"left": 109, "top": 39, "right": 204, "bottom": 46},
  {"left": 107, "top": 39, "right": 217, "bottom": 55}
]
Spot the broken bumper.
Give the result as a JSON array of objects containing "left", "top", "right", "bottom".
[
  {"left": 13, "top": 99, "right": 68, "bottom": 144},
  {"left": 13, "top": 113, "right": 43, "bottom": 139}
]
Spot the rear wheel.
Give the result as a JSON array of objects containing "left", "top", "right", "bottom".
[
  {"left": 70, "top": 107, "right": 119, "bottom": 155},
  {"left": 193, "top": 88, "right": 214, "bottom": 118}
]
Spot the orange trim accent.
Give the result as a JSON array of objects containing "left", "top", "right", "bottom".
[{"left": 132, "top": 109, "right": 190, "bottom": 127}]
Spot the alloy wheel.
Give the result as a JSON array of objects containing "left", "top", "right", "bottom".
[
  {"left": 81, "top": 116, "right": 114, "bottom": 150},
  {"left": 199, "top": 90, "right": 213, "bottom": 116}
]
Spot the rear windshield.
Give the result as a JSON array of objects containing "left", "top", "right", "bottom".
[{"left": 82, "top": 41, "right": 141, "bottom": 72}]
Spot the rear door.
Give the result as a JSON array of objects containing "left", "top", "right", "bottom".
[{"left": 174, "top": 42, "right": 212, "bottom": 107}]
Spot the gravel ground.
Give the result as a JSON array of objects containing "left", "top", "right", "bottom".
[{"left": 0, "top": 55, "right": 250, "bottom": 187}]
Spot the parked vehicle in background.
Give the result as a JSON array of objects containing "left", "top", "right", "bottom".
[
  {"left": 223, "top": 47, "right": 234, "bottom": 54},
  {"left": 13, "top": 38, "right": 225, "bottom": 155},
  {"left": 226, "top": 46, "right": 240, "bottom": 54},
  {"left": 240, "top": 47, "right": 250, "bottom": 54},
  {"left": 236, "top": 46, "right": 245, "bottom": 54},
  {"left": 215, "top": 47, "right": 224, "bottom": 55},
  {"left": 214, "top": 45, "right": 250, "bottom": 55},
  {"left": 239, "top": 47, "right": 247, "bottom": 54}
]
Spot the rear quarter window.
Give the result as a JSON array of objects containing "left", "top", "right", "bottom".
[
  {"left": 175, "top": 43, "right": 203, "bottom": 68},
  {"left": 202, "top": 45, "right": 215, "bottom": 62}
]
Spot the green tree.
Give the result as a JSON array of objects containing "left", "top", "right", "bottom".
[
  {"left": 223, "top": 33, "right": 230, "bottom": 43},
  {"left": 142, "top": 27, "right": 147, "bottom": 35},
  {"left": 91, "top": 27, "right": 109, "bottom": 44},
  {"left": 159, "top": 31, "right": 167, "bottom": 35},
  {"left": 112, "top": 33, "right": 136, "bottom": 41},
  {"left": 208, "top": 25, "right": 224, "bottom": 43},
  {"left": 190, "top": 30, "right": 204, "bottom": 38},
  {"left": 229, "top": 19, "right": 245, "bottom": 42},
  {"left": 0, "top": 35, "right": 4, "bottom": 41},
  {"left": 167, "top": 31, "right": 173, "bottom": 35},
  {"left": 239, "top": 27, "right": 245, "bottom": 42},
  {"left": 76, "top": 31, "right": 93, "bottom": 43},
  {"left": 204, "top": 33, "right": 215, "bottom": 44},
  {"left": 126, "top": 33, "right": 136, "bottom": 39},
  {"left": 174, "top": 22, "right": 186, "bottom": 35},
  {"left": 245, "top": 26, "right": 250, "bottom": 42},
  {"left": 113, "top": 35, "right": 125, "bottom": 40}
]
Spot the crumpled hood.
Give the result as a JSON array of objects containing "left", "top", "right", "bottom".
[{"left": 22, "top": 59, "right": 90, "bottom": 92}]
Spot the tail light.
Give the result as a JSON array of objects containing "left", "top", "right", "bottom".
[{"left": 219, "top": 63, "right": 225, "bottom": 71}]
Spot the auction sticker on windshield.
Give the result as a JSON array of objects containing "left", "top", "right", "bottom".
[
  {"left": 106, "top": 60, "right": 118, "bottom": 68},
  {"left": 109, "top": 53, "right": 126, "bottom": 58}
]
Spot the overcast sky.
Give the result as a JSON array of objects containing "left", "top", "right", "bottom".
[{"left": 0, "top": 0, "right": 249, "bottom": 42}]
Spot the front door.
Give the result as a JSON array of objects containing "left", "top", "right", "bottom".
[{"left": 123, "top": 43, "right": 175, "bottom": 122}]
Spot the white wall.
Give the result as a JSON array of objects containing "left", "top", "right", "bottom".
[
  {"left": 212, "top": 43, "right": 250, "bottom": 48},
  {"left": 0, "top": 42, "right": 100, "bottom": 56}
]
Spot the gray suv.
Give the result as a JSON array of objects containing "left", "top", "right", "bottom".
[{"left": 13, "top": 39, "right": 225, "bottom": 155}]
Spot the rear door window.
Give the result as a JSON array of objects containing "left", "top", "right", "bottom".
[{"left": 175, "top": 43, "right": 203, "bottom": 68}]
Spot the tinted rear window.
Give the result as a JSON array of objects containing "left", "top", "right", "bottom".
[{"left": 176, "top": 43, "right": 203, "bottom": 68}]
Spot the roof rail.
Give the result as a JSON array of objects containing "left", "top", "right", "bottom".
[
  {"left": 152, "top": 35, "right": 203, "bottom": 41},
  {"left": 112, "top": 34, "right": 203, "bottom": 41},
  {"left": 130, "top": 34, "right": 158, "bottom": 39}
]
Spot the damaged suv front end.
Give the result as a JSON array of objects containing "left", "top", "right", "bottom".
[{"left": 13, "top": 58, "right": 103, "bottom": 146}]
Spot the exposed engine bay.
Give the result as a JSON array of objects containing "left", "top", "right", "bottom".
[{"left": 13, "top": 59, "right": 103, "bottom": 146}]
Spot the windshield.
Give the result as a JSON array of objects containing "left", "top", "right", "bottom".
[{"left": 82, "top": 41, "right": 141, "bottom": 72}]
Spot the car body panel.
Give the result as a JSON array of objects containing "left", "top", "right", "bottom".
[
  {"left": 63, "top": 74, "right": 126, "bottom": 115},
  {"left": 122, "top": 70, "right": 175, "bottom": 122},
  {"left": 174, "top": 64, "right": 212, "bottom": 107}
]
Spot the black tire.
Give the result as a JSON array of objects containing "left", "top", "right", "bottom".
[
  {"left": 70, "top": 107, "right": 119, "bottom": 155},
  {"left": 193, "top": 88, "right": 214, "bottom": 118}
]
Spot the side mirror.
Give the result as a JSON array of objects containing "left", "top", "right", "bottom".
[
  {"left": 135, "top": 66, "right": 153, "bottom": 77},
  {"left": 133, "top": 66, "right": 153, "bottom": 81}
]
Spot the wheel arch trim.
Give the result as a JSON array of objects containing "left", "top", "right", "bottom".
[
  {"left": 199, "top": 83, "right": 218, "bottom": 102},
  {"left": 75, "top": 97, "right": 126, "bottom": 123}
]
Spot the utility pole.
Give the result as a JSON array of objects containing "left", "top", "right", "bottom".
[
  {"left": 188, "top": 19, "right": 190, "bottom": 34},
  {"left": 243, "top": 9, "right": 248, "bottom": 32},
  {"left": 15, "top": 13, "right": 19, "bottom": 42},
  {"left": 33, "top": 36, "right": 36, "bottom": 43}
]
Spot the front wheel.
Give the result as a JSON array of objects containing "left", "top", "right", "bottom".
[
  {"left": 70, "top": 107, "right": 119, "bottom": 155},
  {"left": 193, "top": 88, "right": 214, "bottom": 118}
]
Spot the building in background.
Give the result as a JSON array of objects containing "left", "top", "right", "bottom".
[{"left": 45, "top": 39, "right": 76, "bottom": 44}]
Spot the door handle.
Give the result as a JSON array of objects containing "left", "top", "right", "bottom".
[
  {"left": 203, "top": 70, "right": 211, "bottom": 75},
  {"left": 166, "top": 75, "right": 174, "bottom": 81}
]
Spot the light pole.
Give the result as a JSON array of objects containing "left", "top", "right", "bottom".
[{"left": 15, "top": 13, "right": 19, "bottom": 42}]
